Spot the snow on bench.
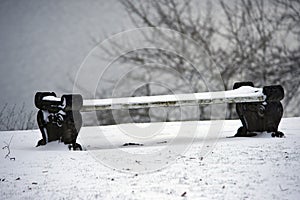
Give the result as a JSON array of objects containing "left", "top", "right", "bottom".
[{"left": 81, "top": 86, "right": 265, "bottom": 112}]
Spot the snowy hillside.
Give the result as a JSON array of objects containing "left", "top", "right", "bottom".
[{"left": 0, "top": 118, "right": 299, "bottom": 199}]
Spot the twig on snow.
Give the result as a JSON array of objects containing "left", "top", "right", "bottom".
[
  {"left": 279, "top": 184, "right": 288, "bottom": 192},
  {"left": 2, "top": 136, "right": 15, "bottom": 160}
]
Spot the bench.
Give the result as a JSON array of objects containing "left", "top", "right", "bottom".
[{"left": 34, "top": 82, "right": 284, "bottom": 150}]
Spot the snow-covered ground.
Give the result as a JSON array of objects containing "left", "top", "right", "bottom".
[{"left": 0, "top": 118, "right": 299, "bottom": 199}]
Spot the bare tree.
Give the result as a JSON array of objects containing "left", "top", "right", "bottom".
[
  {"left": 106, "top": 0, "right": 299, "bottom": 119},
  {"left": 84, "top": 0, "right": 299, "bottom": 126},
  {"left": 218, "top": 0, "right": 300, "bottom": 114},
  {"left": 98, "top": 0, "right": 220, "bottom": 123},
  {"left": 272, "top": 0, "right": 300, "bottom": 114}
]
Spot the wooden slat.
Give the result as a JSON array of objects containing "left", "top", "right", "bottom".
[{"left": 81, "top": 86, "right": 265, "bottom": 112}]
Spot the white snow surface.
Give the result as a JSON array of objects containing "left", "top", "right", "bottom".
[
  {"left": 0, "top": 118, "right": 299, "bottom": 199},
  {"left": 42, "top": 96, "right": 61, "bottom": 102}
]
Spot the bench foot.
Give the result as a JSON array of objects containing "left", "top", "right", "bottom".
[
  {"left": 271, "top": 131, "right": 285, "bottom": 138},
  {"left": 68, "top": 143, "right": 82, "bottom": 151},
  {"left": 234, "top": 127, "right": 257, "bottom": 137}
]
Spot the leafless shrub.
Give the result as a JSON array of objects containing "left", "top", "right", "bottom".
[{"left": 0, "top": 103, "right": 35, "bottom": 131}]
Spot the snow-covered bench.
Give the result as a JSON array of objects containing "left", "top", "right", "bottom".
[{"left": 34, "top": 82, "right": 284, "bottom": 150}]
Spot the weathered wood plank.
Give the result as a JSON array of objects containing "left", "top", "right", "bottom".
[{"left": 81, "top": 86, "right": 265, "bottom": 112}]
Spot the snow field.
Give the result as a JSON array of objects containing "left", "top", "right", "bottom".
[{"left": 0, "top": 118, "right": 299, "bottom": 199}]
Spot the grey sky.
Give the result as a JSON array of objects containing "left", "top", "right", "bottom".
[{"left": 0, "top": 0, "right": 130, "bottom": 110}]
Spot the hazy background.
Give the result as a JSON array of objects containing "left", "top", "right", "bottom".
[{"left": 0, "top": 0, "right": 131, "bottom": 112}]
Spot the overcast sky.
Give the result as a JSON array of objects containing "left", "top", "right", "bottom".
[{"left": 0, "top": 0, "right": 132, "bottom": 110}]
